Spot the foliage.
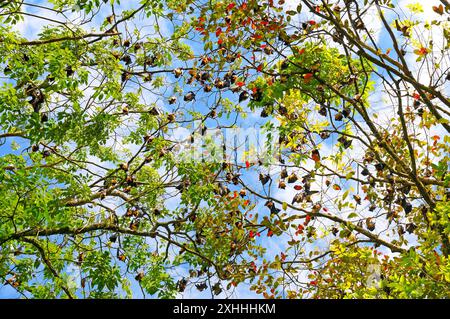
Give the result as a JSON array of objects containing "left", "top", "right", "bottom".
[{"left": 0, "top": 0, "right": 449, "bottom": 299}]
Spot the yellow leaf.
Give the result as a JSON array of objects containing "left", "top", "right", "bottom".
[{"left": 406, "top": 3, "right": 424, "bottom": 13}]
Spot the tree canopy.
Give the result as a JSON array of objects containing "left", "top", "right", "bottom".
[{"left": 0, "top": 0, "right": 449, "bottom": 299}]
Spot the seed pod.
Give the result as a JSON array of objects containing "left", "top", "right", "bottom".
[
  {"left": 126, "top": 175, "right": 134, "bottom": 185},
  {"left": 184, "top": 91, "right": 195, "bottom": 102},
  {"left": 77, "top": 252, "right": 84, "bottom": 265},
  {"left": 270, "top": 205, "right": 281, "bottom": 214},
  {"left": 125, "top": 208, "right": 133, "bottom": 217},
  {"left": 280, "top": 59, "right": 289, "bottom": 70},
  {"left": 143, "top": 73, "right": 152, "bottom": 82},
  {"left": 168, "top": 96, "right": 177, "bottom": 104},
  {"left": 260, "top": 107, "right": 269, "bottom": 118},
  {"left": 259, "top": 173, "right": 270, "bottom": 185},
  {"left": 334, "top": 112, "right": 343, "bottom": 121},
  {"left": 319, "top": 106, "right": 327, "bottom": 116},
  {"left": 264, "top": 46, "right": 273, "bottom": 55},
  {"left": 361, "top": 167, "right": 370, "bottom": 176},
  {"left": 251, "top": 88, "right": 263, "bottom": 102},
  {"left": 264, "top": 200, "right": 274, "bottom": 208},
  {"left": 167, "top": 113, "right": 176, "bottom": 122},
  {"left": 406, "top": 223, "right": 417, "bottom": 234},
  {"left": 365, "top": 218, "right": 376, "bottom": 231},
  {"left": 133, "top": 42, "right": 142, "bottom": 52},
  {"left": 287, "top": 173, "right": 298, "bottom": 183},
  {"left": 214, "top": 78, "right": 225, "bottom": 89},
  {"left": 364, "top": 151, "right": 375, "bottom": 163},
  {"left": 292, "top": 193, "right": 302, "bottom": 204},
  {"left": 278, "top": 105, "right": 288, "bottom": 116},
  {"left": 401, "top": 197, "right": 413, "bottom": 214},
  {"left": 329, "top": 227, "right": 338, "bottom": 237},
  {"left": 121, "top": 54, "right": 132, "bottom": 65},
  {"left": 65, "top": 66, "right": 74, "bottom": 76},
  {"left": 106, "top": 15, "right": 114, "bottom": 24},
  {"left": 135, "top": 272, "right": 144, "bottom": 281},
  {"left": 239, "top": 91, "right": 249, "bottom": 102},
  {"left": 177, "top": 278, "right": 188, "bottom": 292},
  {"left": 149, "top": 107, "right": 160, "bottom": 116},
  {"left": 342, "top": 139, "right": 352, "bottom": 149},
  {"left": 173, "top": 68, "right": 183, "bottom": 78},
  {"left": 280, "top": 168, "right": 288, "bottom": 179},
  {"left": 342, "top": 108, "right": 351, "bottom": 118},
  {"left": 278, "top": 180, "right": 286, "bottom": 189},
  {"left": 129, "top": 220, "right": 140, "bottom": 231}
]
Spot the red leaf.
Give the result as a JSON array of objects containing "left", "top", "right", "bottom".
[
  {"left": 303, "top": 73, "right": 313, "bottom": 80},
  {"left": 218, "top": 38, "right": 223, "bottom": 45},
  {"left": 257, "top": 64, "right": 263, "bottom": 72},
  {"left": 412, "top": 93, "right": 420, "bottom": 100},
  {"left": 245, "top": 160, "right": 250, "bottom": 168},
  {"left": 432, "top": 4, "right": 444, "bottom": 15},
  {"left": 294, "top": 185, "right": 303, "bottom": 190},
  {"left": 305, "top": 215, "right": 311, "bottom": 224},
  {"left": 237, "top": 81, "right": 245, "bottom": 87},
  {"left": 267, "top": 230, "right": 274, "bottom": 237},
  {"left": 308, "top": 20, "right": 316, "bottom": 25},
  {"left": 227, "top": 2, "right": 235, "bottom": 11},
  {"left": 215, "top": 27, "right": 222, "bottom": 37}
]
